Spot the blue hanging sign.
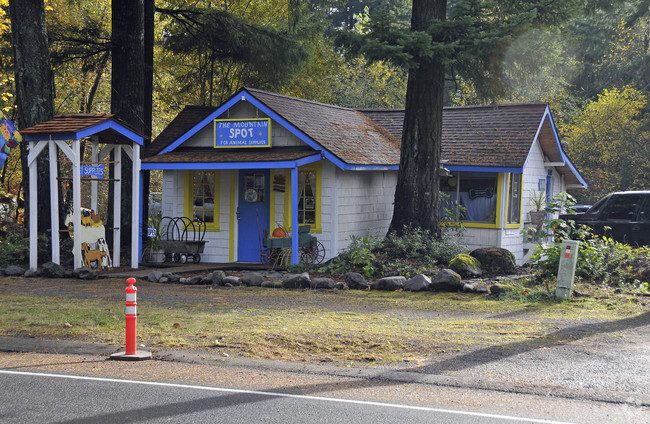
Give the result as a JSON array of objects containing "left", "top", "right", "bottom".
[
  {"left": 81, "top": 164, "right": 104, "bottom": 178},
  {"left": 214, "top": 118, "right": 271, "bottom": 148},
  {"left": 0, "top": 114, "right": 22, "bottom": 171}
]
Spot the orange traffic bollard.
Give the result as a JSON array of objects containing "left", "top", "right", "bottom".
[{"left": 110, "top": 278, "right": 152, "bottom": 361}]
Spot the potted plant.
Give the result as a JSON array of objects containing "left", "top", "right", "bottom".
[
  {"left": 528, "top": 190, "right": 547, "bottom": 226},
  {"left": 144, "top": 216, "right": 166, "bottom": 264}
]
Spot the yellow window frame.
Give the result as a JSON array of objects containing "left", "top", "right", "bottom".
[
  {"left": 283, "top": 163, "right": 322, "bottom": 233},
  {"left": 505, "top": 172, "right": 523, "bottom": 229},
  {"left": 184, "top": 170, "right": 221, "bottom": 231}
]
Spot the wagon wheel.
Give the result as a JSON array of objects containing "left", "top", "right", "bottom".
[
  {"left": 261, "top": 248, "right": 278, "bottom": 264},
  {"left": 309, "top": 240, "right": 325, "bottom": 264},
  {"left": 179, "top": 254, "right": 187, "bottom": 264},
  {"left": 193, "top": 253, "right": 201, "bottom": 263},
  {"left": 300, "top": 240, "right": 325, "bottom": 265}
]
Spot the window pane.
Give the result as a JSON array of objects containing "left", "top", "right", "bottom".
[
  {"left": 458, "top": 172, "right": 497, "bottom": 223},
  {"left": 298, "top": 170, "right": 317, "bottom": 226},
  {"left": 507, "top": 173, "right": 522, "bottom": 224},
  {"left": 192, "top": 171, "right": 216, "bottom": 222}
]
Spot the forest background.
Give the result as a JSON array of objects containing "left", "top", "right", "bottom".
[{"left": 0, "top": 0, "right": 648, "bottom": 211}]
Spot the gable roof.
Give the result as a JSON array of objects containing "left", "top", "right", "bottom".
[
  {"left": 146, "top": 88, "right": 586, "bottom": 187},
  {"left": 21, "top": 114, "right": 144, "bottom": 145},
  {"left": 364, "top": 104, "right": 586, "bottom": 187}
]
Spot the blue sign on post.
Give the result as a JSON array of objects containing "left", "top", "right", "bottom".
[
  {"left": 214, "top": 118, "right": 271, "bottom": 148},
  {"left": 81, "top": 164, "right": 104, "bottom": 178}
]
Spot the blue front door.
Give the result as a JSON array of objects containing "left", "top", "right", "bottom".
[{"left": 237, "top": 170, "right": 270, "bottom": 262}]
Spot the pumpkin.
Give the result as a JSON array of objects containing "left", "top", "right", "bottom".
[{"left": 272, "top": 227, "right": 287, "bottom": 238}]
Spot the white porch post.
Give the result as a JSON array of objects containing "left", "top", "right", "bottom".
[
  {"left": 48, "top": 141, "right": 60, "bottom": 264},
  {"left": 113, "top": 146, "right": 122, "bottom": 267},
  {"left": 291, "top": 166, "right": 299, "bottom": 265},
  {"left": 131, "top": 143, "right": 141, "bottom": 269},
  {"left": 72, "top": 139, "right": 82, "bottom": 269},
  {"left": 27, "top": 140, "right": 48, "bottom": 271},
  {"left": 28, "top": 141, "right": 38, "bottom": 271},
  {"left": 90, "top": 138, "right": 99, "bottom": 213}
]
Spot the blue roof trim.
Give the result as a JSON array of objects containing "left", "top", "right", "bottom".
[
  {"left": 159, "top": 89, "right": 374, "bottom": 171},
  {"left": 243, "top": 92, "right": 353, "bottom": 170},
  {"left": 340, "top": 164, "right": 399, "bottom": 171},
  {"left": 141, "top": 154, "right": 323, "bottom": 171},
  {"left": 23, "top": 120, "right": 144, "bottom": 144},
  {"left": 446, "top": 165, "right": 522, "bottom": 173},
  {"left": 159, "top": 94, "right": 243, "bottom": 154},
  {"left": 544, "top": 108, "right": 588, "bottom": 189}
]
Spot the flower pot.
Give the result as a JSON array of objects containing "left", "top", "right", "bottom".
[
  {"left": 148, "top": 248, "right": 166, "bottom": 264},
  {"left": 528, "top": 211, "right": 546, "bottom": 226}
]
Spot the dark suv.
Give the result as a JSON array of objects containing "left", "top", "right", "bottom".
[{"left": 567, "top": 191, "right": 650, "bottom": 246}]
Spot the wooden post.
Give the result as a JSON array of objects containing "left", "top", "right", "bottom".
[
  {"left": 48, "top": 140, "right": 60, "bottom": 264},
  {"left": 72, "top": 139, "right": 81, "bottom": 269},
  {"left": 291, "top": 166, "right": 299, "bottom": 265},
  {"left": 114, "top": 146, "right": 122, "bottom": 267},
  {"left": 131, "top": 143, "right": 141, "bottom": 269}
]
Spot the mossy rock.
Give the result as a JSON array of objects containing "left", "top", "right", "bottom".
[
  {"left": 449, "top": 254, "right": 483, "bottom": 277},
  {"left": 470, "top": 247, "right": 516, "bottom": 274}
]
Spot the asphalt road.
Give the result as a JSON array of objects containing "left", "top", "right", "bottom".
[
  {"left": 1, "top": 351, "right": 648, "bottom": 424},
  {"left": 0, "top": 369, "right": 603, "bottom": 424}
]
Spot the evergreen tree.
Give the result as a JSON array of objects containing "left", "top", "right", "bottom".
[
  {"left": 337, "top": 0, "right": 581, "bottom": 236},
  {"left": 9, "top": 0, "right": 55, "bottom": 236}
]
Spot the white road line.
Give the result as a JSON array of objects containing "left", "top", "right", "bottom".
[{"left": 0, "top": 369, "right": 575, "bottom": 424}]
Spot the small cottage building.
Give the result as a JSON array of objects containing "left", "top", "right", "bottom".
[{"left": 143, "top": 88, "right": 586, "bottom": 265}]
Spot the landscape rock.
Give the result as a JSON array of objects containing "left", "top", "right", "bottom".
[
  {"left": 222, "top": 275, "right": 242, "bottom": 286},
  {"left": 208, "top": 270, "right": 226, "bottom": 286},
  {"left": 470, "top": 247, "right": 516, "bottom": 274},
  {"left": 430, "top": 268, "right": 462, "bottom": 292},
  {"left": 242, "top": 272, "right": 264, "bottom": 287},
  {"left": 41, "top": 262, "right": 66, "bottom": 278},
  {"left": 261, "top": 280, "right": 283, "bottom": 289},
  {"left": 158, "top": 277, "right": 169, "bottom": 284},
  {"left": 282, "top": 272, "right": 311, "bottom": 289},
  {"left": 374, "top": 276, "right": 406, "bottom": 291},
  {"left": 4, "top": 265, "right": 26, "bottom": 277},
  {"left": 449, "top": 254, "right": 483, "bottom": 277},
  {"left": 164, "top": 273, "right": 180, "bottom": 283},
  {"left": 24, "top": 268, "right": 40, "bottom": 278},
  {"left": 344, "top": 272, "right": 369, "bottom": 290},
  {"left": 462, "top": 282, "right": 490, "bottom": 294},
  {"left": 404, "top": 274, "right": 431, "bottom": 292},
  {"left": 148, "top": 270, "right": 164, "bottom": 283},
  {"left": 311, "top": 278, "right": 335, "bottom": 290},
  {"left": 490, "top": 283, "right": 513, "bottom": 295},
  {"left": 73, "top": 266, "right": 97, "bottom": 280},
  {"left": 334, "top": 282, "right": 347, "bottom": 290},
  {"left": 183, "top": 275, "right": 204, "bottom": 285}
]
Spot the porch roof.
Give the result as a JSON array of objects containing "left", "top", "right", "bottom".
[
  {"left": 141, "top": 146, "right": 321, "bottom": 170},
  {"left": 20, "top": 113, "right": 145, "bottom": 145}
]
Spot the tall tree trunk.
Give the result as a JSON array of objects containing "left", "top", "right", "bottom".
[
  {"left": 111, "top": 0, "right": 146, "bottom": 257},
  {"left": 9, "top": 0, "right": 55, "bottom": 237},
  {"left": 388, "top": 0, "right": 447, "bottom": 238},
  {"left": 141, "top": 0, "right": 155, "bottom": 234}
]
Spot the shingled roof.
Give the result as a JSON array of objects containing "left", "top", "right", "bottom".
[
  {"left": 363, "top": 103, "right": 549, "bottom": 169},
  {"left": 245, "top": 88, "right": 401, "bottom": 166},
  {"left": 146, "top": 88, "right": 584, "bottom": 186},
  {"left": 21, "top": 113, "right": 145, "bottom": 145}
]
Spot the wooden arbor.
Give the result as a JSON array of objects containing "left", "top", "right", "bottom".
[{"left": 21, "top": 114, "right": 144, "bottom": 270}]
